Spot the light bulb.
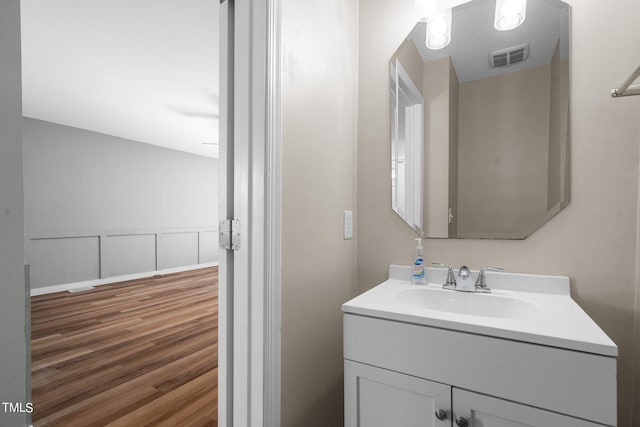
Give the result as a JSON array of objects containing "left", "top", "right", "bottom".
[
  {"left": 426, "top": 8, "right": 451, "bottom": 50},
  {"left": 415, "top": 0, "right": 439, "bottom": 22},
  {"left": 494, "top": 0, "right": 527, "bottom": 31}
]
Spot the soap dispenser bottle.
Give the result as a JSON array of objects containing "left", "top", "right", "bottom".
[{"left": 412, "top": 238, "right": 426, "bottom": 284}]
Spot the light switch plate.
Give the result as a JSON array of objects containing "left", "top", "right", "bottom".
[{"left": 344, "top": 211, "right": 353, "bottom": 240}]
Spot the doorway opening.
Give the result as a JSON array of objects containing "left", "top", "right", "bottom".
[{"left": 20, "top": 0, "right": 221, "bottom": 424}]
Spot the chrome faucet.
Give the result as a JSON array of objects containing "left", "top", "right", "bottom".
[
  {"left": 432, "top": 263, "right": 456, "bottom": 290},
  {"left": 433, "top": 264, "right": 505, "bottom": 293},
  {"left": 475, "top": 267, "right": 504, "bottom": 293}
]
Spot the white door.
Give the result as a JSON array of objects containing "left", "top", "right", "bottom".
[
  {"left": 345, "top": 360, "right": 451, "bottom": 427},
  {"left": 452, "top": 389, "right": 606, "bottom": 427},
  {"left": 219, "top": 1, "right": 281, "bottom": 426}
]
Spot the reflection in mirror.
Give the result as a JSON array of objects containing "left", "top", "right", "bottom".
[
  {"left": 391, "top": 60, "right": 424, "bottom": 234},
  {"left": 390, "top": 0, "right": 570, "bottom": 239}
]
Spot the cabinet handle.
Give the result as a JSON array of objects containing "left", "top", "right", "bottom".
[
  {"left": 455, "top": 416, "right": 469, "bottom": 427},
  {"left": 435, "top": 409, "right": 448, "bottom": 421}
]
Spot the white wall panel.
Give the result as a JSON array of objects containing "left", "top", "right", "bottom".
[
  {"left": 103, "top": 234, "right": 156, "bottom": 278},
  {"left": 158, "top": 232, "right": 199, "bottom": 270},
  {"left": 199, "top": 231, "right": 218, "bottom": 263},
  {"left": 29, "top": 237, "right": 99, "bottom": 287}
]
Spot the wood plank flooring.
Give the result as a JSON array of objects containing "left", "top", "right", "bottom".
[{"left": 31, "top": 267, "right": 218, "bottom": 427}]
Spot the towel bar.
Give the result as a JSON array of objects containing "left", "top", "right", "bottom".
[{"left": 611, "top": 65, "right": 640, "bottom": 97}]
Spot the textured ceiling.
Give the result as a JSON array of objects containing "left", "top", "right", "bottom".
[
  {"left": 408, "top": 0, "right": 570, "bottom": 83},
  {"left": 21, "top": 0, "right": 219, "bottom": 158}
]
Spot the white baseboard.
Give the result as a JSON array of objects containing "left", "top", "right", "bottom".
[{"left": 30, "top": 262, "right": 218, "bottom": 296}]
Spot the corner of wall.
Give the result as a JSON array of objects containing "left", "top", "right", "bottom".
[
  {"left": 633, "top": 103, "right": 640, "bottom": 426},
  {"left": 0, "top": 0, "right": 28, "bottom": 425}
]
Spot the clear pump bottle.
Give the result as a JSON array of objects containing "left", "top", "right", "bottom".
[{"left": 412, "top": 238, "right": 426, "bottom": 284}]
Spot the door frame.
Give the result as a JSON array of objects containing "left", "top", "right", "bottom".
[
  {"left": 8, "top": 0, "right": 283, "bottom": 425},
  {"left": 219, "top": 0, "right": 282, "bottom": 426}
]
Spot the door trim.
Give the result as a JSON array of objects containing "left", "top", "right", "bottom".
[
  {"left": 218, "top": 0, "right": 234, "bottom": 425},
  {"left": 264, "top": 0, "right": 282, "bottom": 426},
  {"left": 219, "top": 0, "right": 282, "bottom": 426}
]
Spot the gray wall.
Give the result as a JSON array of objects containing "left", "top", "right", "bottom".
[
  {"left": 23, "top": 118, "right": 218, "bottom": 290},
  {"left": 0, "top": 0, "right": 27, "bottom": 425},
  {"left": 357, "top": 0, "right": 640, "bottom": 425},
  {"left": 457, "top": 64, "right": 551, "bottom": 238},
  {"left": 281, "top": 0, "right": 358, "bottom": 425}
]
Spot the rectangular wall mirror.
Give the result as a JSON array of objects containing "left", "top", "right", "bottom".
[{"left": 390, "top": 0, "right": 570, "bottom": 239}]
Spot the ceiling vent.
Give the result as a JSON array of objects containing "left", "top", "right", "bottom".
[{"left": 489, "top": 44, "right": 529, "bottom": 68}]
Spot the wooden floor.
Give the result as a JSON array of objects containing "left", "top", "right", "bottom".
[{"left": 31, "top": 267, "right": 218, "bottom": 427}]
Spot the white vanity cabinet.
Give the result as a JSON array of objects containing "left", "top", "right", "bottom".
[
  {"left": 344, "top": 313, "right": 615, "bottom": 426},
  {"left": 345, "top": 360, "right": 605, "bottom": 427},
  {"left": 343, "top": 268, "right": 618, "bottom": 427}
]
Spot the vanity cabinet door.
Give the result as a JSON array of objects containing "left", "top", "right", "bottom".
[
  {"left": 345, "top": 360, "right": 451, "bottom": 427},
  {"left": 453, "top": 389, "right": 608, "bottom": 427}
]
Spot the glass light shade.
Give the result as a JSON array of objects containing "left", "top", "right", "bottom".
[
  {"left": 415, "top": 0, "right": 439, "bottom": 22},
  {"left": 494, "top": 0, "right": 527, "bottom": 31},
  {"left": 426, "top": 8, "right": 452, "bottom": 50}
]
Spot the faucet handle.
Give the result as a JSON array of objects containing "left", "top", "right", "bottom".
[
  {"left": 480, "top": 266, "right": 504, "bottom": 273},
  {"left": 432, "top": 263, "right": 456, "bottom": 289},
  {"left": 475, "top": 267, "right": 504, "bottom": 292}
]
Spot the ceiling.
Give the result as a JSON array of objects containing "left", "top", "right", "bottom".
[
  {"left": 408, "top": 0, "right": 570, "bottom": 83},
  {"left": 21, "top": 0, "right": 220, "bottom": 158}
]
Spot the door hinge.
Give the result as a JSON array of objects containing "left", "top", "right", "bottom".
[{"left": 219, "top": 219, "right": 241, "bottom": 250}]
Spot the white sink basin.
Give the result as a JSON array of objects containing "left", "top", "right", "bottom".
[
  {"left": 342, "top": 265, "right": 618, "bottom": 356},
  {"left": 396, "top": 288, "right": 537, "bottom": 319}
]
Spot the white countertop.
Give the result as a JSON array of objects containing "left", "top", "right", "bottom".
[{"left": 342, "top": 266, "right": 618, "bottom": 357}]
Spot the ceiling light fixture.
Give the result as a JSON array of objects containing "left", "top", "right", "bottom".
[
  {"left": 494, "top": 0, "right": 527, "bottom": 31},
  {"left": 425, "top": 7, "right": 452, "bottom": 50}
]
